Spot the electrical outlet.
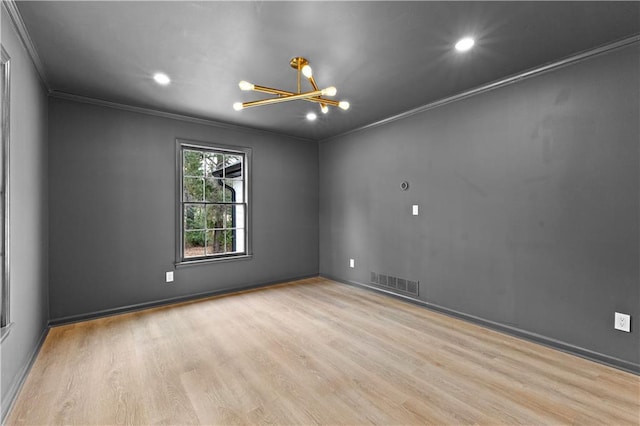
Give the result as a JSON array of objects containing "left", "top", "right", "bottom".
[
  {"left": 614, "top": 312, "right": 630, "bottom": 332},
  {"left": 165, "top": 271, "right": 174, "bottom": 283},
  {"left": 412, "top": 205, "right": 419, "bottom": 216},
  {"left": 349, "top": 258, "right": 355, "bottom": 268}
]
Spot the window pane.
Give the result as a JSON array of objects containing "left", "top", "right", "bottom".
[
  {"left": 205, "top": 153, "right": 225, "bottom": 177},
  {"left": 205, "top": 229, "right": 228, "bottom": 254},
  {"left": 225, "top": 154, "right": 243, "bottom": 179},
  {"left": 231, "top": 229, "right": 245, "bottom": 252},
  {"left": 206, "top": 205, "right": 225, "bottom": 229},
  {"left": 222, "top": 205, "right": 234, "bottom": 228},
  {"left": 204, "top": 178, "right": 225, "bottom": 202},
  {"left": 179, "top": 144, "right": 249, "bottom": 261},
  {"left": 183, "top": 150, "right": 204, "bottom": 176},
  {"left": 230, "top": 204, "right": 245, "bottom": 229},
  {"left": 224, "top": 179, "right": 243, "bottom": 202},
  {"left": 183, "top": 177, "right": 204, "bottom": 202},
  {"left": 184, "top": 230, "right": 205, "bottom": 258},
  {"left": 184, "top": 204, "right": 205, "bottom": 230}
]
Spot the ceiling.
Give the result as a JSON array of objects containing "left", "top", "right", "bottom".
[{"left": 15, "top": 1, "right": 640, "bottom": 141}]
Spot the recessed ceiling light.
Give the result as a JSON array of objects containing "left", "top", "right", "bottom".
[
  {"left": 306, "top": 112, "right": 317, "bottom": 121},
  {"left": 455, "top": 37, "right": 475, "bottom": 52},
  {"left": 153, "top": 72, "right": 171, "bottom": 85}
]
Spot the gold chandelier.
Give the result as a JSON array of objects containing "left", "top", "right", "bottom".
[{"left": 233, "top": 57, "right": 350, "bottom": 114}]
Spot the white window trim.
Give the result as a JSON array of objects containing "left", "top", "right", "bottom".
[{"left": 1, "top": 44, "right": 12, "bottom": 340}]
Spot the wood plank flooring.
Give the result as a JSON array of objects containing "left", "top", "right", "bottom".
[{"left": 6, "top": 277, "right": 640, "bottom": 425}]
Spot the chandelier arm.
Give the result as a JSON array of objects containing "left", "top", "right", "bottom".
[
  {"left": 306, "top": 97, "right": 339, "bottom": 107},
  {"left": 252, "top": 85, "right": 340, "bottom": 107},
  {"left": 306, "top": 75, "right": 327, "bottom": 111},
  {"left": 240, "top": 89, "right": 325, "bottom": 109}
]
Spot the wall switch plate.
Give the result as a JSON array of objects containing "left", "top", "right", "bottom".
[
  {"left": 412, "top": 205, "right": 419, "bottom": 216},
  {"left": 614, "top": 312, "right": 631, "bottom": 332},
  {"left": 166, "top": 271, "right": 174, "bottom": 283},
  {"left": 349, "top": 258, "right": 355, "bottom": 268}
]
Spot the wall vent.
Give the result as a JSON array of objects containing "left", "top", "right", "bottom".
[
  {"left": 370, "top": 272, "right": 419, "bottom": 297},
  {"left": 388, "top": 276, "right": 397, "bottom": 288},
  {"left": 397, "top": 278, "right": 407, "bottom": 292},
  {"left": 378, "top": 274, "right": 388, "bottom": 286}
]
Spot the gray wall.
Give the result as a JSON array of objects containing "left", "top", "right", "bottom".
[
  {"left": 0, "top": 7, "right": 49, "bottom": 419},
  {"left": 48, "top": 99, "right": 318, "bottom": 321},
  {"left": 319, "top": 45, "right": 639, "bottom": 369}
]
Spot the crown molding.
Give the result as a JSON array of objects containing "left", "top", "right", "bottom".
[
  {"left": 1, "top": 0, "right": 50, "bottom": 91},
  {"left": 2, "top": 0, "right": 637, "bottom": 144},
  {"left": 320, "top": 34, "right": 640, "bottom": 144},
  {"left": 49, "top": 90, "right": 315, "bottom": 143}
]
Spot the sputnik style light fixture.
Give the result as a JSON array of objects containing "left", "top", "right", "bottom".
[{"left": 233, "top": 57, "right": 350, "bottom": 114}]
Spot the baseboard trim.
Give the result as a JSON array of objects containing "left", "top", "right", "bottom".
[
  {"left": 1, "top": 326, "right": 50, "bottom": 423},
  {"left": 321, "top": 273, "right": 640, "bottom": 375},
  {"left": 49, "top": 273, "right": 318, "bottom": 327}
]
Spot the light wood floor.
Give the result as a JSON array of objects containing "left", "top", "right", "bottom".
[{"left": 6, "top": 277, "right": 640, "bottom": 425}]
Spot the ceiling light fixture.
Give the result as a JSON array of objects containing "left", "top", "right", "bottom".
[
  {"left": 234, "top": 57, "right": 350, "bottom": 114},
  {"left": 455, "top": 37, "right": 475, "bottom": 52},
  {"left": 306, "top": 112, "right": 317, "bottom": 121},
  {"left": 153, "top": 72, "right": 171, "bottom": 85}
]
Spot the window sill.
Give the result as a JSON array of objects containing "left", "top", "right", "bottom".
[
  {"left": 1, "top": 322, "right": 14, "bottom": 343},
  {"left": 175, "top": 254, "right": 253, "bottom": 268}
]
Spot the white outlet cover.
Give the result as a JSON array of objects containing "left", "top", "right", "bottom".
[
  {"left": 166, "top": 271, "right": 174, "bottom": 283},
  {"left": 412, "top": 205, "right": 419, "bottom": 216},
  {"left": 614, "top": 312, "right": 630, "bottom": 332},
  {"left": 349, "top": 259, "right": 355, "bottom": 268}
]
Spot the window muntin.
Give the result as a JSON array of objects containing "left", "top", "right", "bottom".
[{"left": 179, "top": 143, "right": 248, "bottom": 262}]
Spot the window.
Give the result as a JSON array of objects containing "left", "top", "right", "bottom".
[
  {"left": 1, "top": 45, "right": 11, "bottom": 337},
  {"left": 176, "top": 140, "right": 250, "bottom": 263}
]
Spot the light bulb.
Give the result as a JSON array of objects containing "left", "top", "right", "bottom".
[
  {"left": 322, "top": 86, "right": 337, "bottom": 96},
  {"left": 320, "top": 105, "right": 329, "bottom": 114},
  {"left": 233, "top": 102, "right": 244, "bottom": 111},
  {"left": 238, "top": 80, "right": 254, "bottom": 91},
  {"left": 455, "top": 37, "right": 475, "bottom": 52},
  {"left": 338, "top": 101, "right": 350, "bottom": 110},
  {"left": 306, "top": 112, "right": 317, "bottom": 121},
  {"left": 153, "top": 72, "right": 171, "bottom": 86},
  {"left": 301, "top": 65, "right": 313, "bottom": 78}
]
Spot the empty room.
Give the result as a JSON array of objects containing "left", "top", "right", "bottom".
[{"left": 1, "top": 1, "right": 639, "bottom": 424}]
